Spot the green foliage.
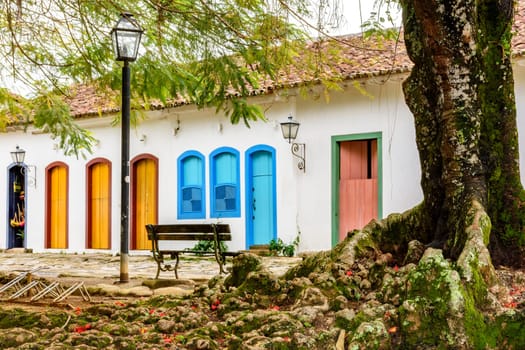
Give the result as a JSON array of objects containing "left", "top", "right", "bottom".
[
  {"left": 269, "top": 233, "right": 300, "bottom": 257},
  {"left": 189, "top": 240, "right": 228, "bottom": 255},
  {"left": 0, "top": 0, "right": 365, "bottom": 155},
  {"left": 32, "top": 92, "right": 96, "bottom": 158}
]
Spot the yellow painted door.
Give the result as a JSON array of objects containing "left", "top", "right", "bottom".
[
  {"left": 89, "top": 162, "right": 110, "bottom": 249},
  {"left": 133, "top": 158, "right": 157, "bottom": 250},
  {"left": 49, "top": 166, "right": 67, "bottom": 248}
]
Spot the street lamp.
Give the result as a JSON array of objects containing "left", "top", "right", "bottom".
[
  {"left": 111, "top": 12, "right": 143, "bottom": 283},
  {"left": 10, "top": 146, "right": 26, "bottom": 164},
  {"left": 280, "top": 115, "right": 306, "bottom": 172}
]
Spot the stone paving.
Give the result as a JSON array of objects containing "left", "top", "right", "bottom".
[{"left": 0, "top": 251, "right": 303, "bottom": 298}]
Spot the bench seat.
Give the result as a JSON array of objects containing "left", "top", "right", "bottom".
[{"left": 146, "top": 224, "right": 241, "bottom": 279}]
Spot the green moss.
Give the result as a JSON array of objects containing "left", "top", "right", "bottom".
[
  {"left": 0, "top": 308, "right": 68, "bottom": 330},
  {"left": 399, "top": 250, "right": 464, "bottom": 346}
]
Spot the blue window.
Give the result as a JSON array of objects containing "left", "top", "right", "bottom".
[
  {"left": 178, "top": 151, "right": 205, "bottom": 219},
  {"left": 210, "top": 147, "right": 240, "bottom": 218}
]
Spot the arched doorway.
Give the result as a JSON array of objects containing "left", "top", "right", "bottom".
[
  {"left": 7, "top": 165, "right": 26, "bottom": 248},
  {"left": 86, "top": 158, "right": 112, "bottom": 249},
  {"left": 46, "top": 162, "right": 69, "bottom": 249},
  {"left": 245, "top": 145, "right": 276, "bottom": 248},
  {"left": 130, "top": 154, "right": 158, "bottom": 250}
]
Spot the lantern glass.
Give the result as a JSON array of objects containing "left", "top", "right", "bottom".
[
  {"left": 10, "top": 146, "right": 25, "bottom": 164},
  {"left": 280, "top": 116, "right": 300, "bottom": 143},
  {"left": 111, "top": 13, "right": 143, "bottom": 61}
]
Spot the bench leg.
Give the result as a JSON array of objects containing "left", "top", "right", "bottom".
[
  {"left": 174, "top": 253, "right": 180, "bottom": 279},
  {"left": 215, "top": 253, "right": 227, "bottom": 275},
  {"left": 155, "top": 261, "right": 161, "bottom": 279}
]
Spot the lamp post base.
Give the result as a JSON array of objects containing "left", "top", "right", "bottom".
[{"left": 119, "top": 253, "right": 129, "bottom": 283}]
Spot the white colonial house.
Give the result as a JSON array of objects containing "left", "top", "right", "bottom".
[{"left": 2, "top": 13, "right": 525, "bottom": 255}]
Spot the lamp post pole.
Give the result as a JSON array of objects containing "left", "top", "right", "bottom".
[
  {"left": 111, "top": 12, "right": 143, "bottom": 284},
  {"left": 120, "top": 60, "right": 131, "bottom": 283}
]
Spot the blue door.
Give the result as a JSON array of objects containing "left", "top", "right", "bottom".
[{"left": 246, "top": 146, "right": 276, "bottom": 248}]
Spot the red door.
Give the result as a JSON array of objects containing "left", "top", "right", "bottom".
[{"left": 339, "top": 140, "right": 378, "bottom": 241}]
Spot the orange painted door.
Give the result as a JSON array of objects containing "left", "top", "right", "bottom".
[
  {"left": 89, "top": 162, "right": 110, "bottom": 249},
  {"left": 132, "top": 158, "right": 157, "bottom": 250},
  {"left": 48, "top": 166, "right": 68, "bottom": 248},
  {"left": 339, "top": 140, "right": 378, "bottom": 241}
]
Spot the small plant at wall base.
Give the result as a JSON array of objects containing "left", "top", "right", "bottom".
[
  {"left": 269, "top": 234, "right": 300, "bottom": 257},
  {"left": 189, "top": 240, "right": 228, "bottom": 256}
]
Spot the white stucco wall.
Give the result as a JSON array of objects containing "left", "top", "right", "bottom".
[{"left": 0, "top": 74, "right": 425, "bottom": 254}]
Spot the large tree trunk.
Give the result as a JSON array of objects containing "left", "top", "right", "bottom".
[{"left": 400, "top": 0, "right": 525, "bottom": 266}]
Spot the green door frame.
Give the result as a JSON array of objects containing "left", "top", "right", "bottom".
[{"left": 331, "top": 132, "right": 383, "bottom": 247}]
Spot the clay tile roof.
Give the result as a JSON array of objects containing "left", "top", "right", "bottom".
[{"left": 67, "top": 2, "right": 525, "bottom": 118}]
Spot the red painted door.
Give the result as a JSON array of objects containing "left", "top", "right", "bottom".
[{"left": 339, "top": 140, "right": 378, "bottom": 241}]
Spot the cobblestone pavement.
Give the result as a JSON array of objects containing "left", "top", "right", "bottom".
[{"left": 0, "top": 251, "right": 302, "bottom": 285}]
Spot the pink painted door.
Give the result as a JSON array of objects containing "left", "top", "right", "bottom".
[{"left": 339, "top": 140, "right": 378, "bottom": 241}]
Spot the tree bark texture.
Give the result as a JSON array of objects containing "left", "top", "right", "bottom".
[{"left": 400, "top": 0, "right": 524, "bottom": 265}]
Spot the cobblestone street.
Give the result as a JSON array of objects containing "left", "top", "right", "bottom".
[{"left": 0, "top": 251, "right": 302, "bottom": 298}]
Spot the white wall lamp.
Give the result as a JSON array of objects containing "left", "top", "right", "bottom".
[
  {"left": 10, "top": 146, "right": 37, "bottom": 188},
  {"left": 280, "top": 115, "right": 306, "bottom": 172}
]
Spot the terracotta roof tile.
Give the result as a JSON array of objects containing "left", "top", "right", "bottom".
[{"left": 68, "top": 2, "right": 525, "bottom": 117}]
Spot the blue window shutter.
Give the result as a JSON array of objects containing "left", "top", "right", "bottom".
[
  {"left": 210, "top": 147, "right": 240, "bottom": 217},
  {"left": 178, "top": 151, "right": 205, "bottom": 219}
]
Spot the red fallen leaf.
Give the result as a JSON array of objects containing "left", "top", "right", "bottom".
[
  {"left": 504, "top": 301, "right": 518, "bottom": 309},
  {"left": 346, "top": 270, "right": 353, "bottom": 277},
  {"left": 270, "top": 305, "right": 280, "bottom": 311},
  {"left": 163, "top": 336, "right": 172, "bottom": 343},
  {"left": 393, "top": 265, "right": 399, "bottom": 272},
  {"left": 211, "top": 299, "right": 221, "bottom": 310},
  {"left": 114, "top": 301, "right": 126, "bottom": 307},
  {"left": 158, "top": 312, "right": 166, "bottom": 317},
  {"left": 388, "top": 326, "right": 398, "bottom": 334},
  {"left": 73, "top": 324, "right": 91, "bottom": 333},
  {"left": 283, "top": 336, "right": 291, "bottom": 342},
  {"left": 149, "top": 309, "right": 155, "bottom": 315},
  {"left": 191, "top": 305, "right": 197, "bottom": 310},
  {"left": 74, "top": 307, "right": 82, "bottom": 315}
]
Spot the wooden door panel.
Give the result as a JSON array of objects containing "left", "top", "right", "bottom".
[
  {"left": 339, "top": 179, "right": 378, "bottom": 240},
  {"left": 89, "top": 162, "right": 110, "bottom": 249},
  {"left": 133, "top": 158, "right": 157, "bottom": 250},
  {"left": 338, "top": 139, "right": 379, "bottom": 242},
  {"left": 49, "top": 166, "right": 67, "bottom": 249}
]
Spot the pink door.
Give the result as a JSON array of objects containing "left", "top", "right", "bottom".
[{"left": 339, "top": 140, "right": 378, "bottom": 241}]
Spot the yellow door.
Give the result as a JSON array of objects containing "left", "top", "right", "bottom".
[
  {"left": 48, "top": 165, "right": 68, "bottom": 248},
  {"left": 89, "top": 162, "right": 110, "bottom": 249},
  {"left": 132, "top": 157, "right": 157, "bottom": 250}
]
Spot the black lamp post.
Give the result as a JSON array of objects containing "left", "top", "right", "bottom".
[{"left": 111, "top": 12, "right": 143, "bottom": 283}]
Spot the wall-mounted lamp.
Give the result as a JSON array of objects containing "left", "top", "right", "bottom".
[
  {"left": 10, "top": 145, "right": 25, "bottom": 164},
  {"left": 10, "top": 146, "right": 37, "bottom": 188},
  {"left": 280, "top": 115, "right": 306, "bottom": 172}
]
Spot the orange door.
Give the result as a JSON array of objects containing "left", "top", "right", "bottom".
[
  {"left": 47, "top": 165, "right": 68, "bottom": 248},
  {"left": 339, "top": 140, "right": 378, "bottom": 241},
  {"left": 132, "top": 157, "right": 158, "bottom": 250},
  {"left": 88, "top": 161, "right": 111, "bottom": 249}
]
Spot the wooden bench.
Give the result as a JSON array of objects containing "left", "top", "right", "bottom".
[{"left": 145, "top": 223, "right": 241, "bottom": 279}]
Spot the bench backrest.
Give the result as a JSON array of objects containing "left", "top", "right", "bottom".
[{"left": 146, "top": 224, "right": 232, "bottom": 241}]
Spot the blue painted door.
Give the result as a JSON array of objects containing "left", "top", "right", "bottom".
[{"left": 246, "top": 147, "right": 276, "bottom": 247}]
